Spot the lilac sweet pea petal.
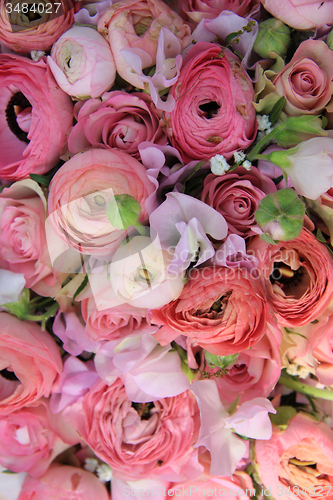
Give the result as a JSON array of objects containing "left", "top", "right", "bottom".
[
  {"left": 74, "top": 0, "right": 113, "bottom": 26},
  {"left": 53, "top": 311, "right": 99, "bottom": 356},
  {"left": 213, "top": 234, "right": 259, "bottom": 272},
  {"left": 191, "top": 380, "right": 247, "bottom": 477},
  {"left": 224, "top": 398, "right": 276, "bottom": 439},
  {"left": 150, "top": 192, "right": 227, "bottom": 272},
  {"left": 95, "top": 333, "right": 190, "bottom": 402}
]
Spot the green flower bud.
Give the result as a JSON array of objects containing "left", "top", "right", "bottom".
[
  {"left": 255, "top": 189, "right": 305, "bottom": 242},
  {"left": 106, "top": 194, "right": 141, "bottom": 230},
  {"left": 254, "top": 19, "right": 291, "bottom": 59},
  {"left": 327, "top": 28, "right": 333, "bottom": 50},
  {"left": 204, "top": 351, "right": 238, "bottom": 369}
]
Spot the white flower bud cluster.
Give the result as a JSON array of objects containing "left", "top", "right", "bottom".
[{"left": 84, "top": 458, "right": 113, "bottom": 483}]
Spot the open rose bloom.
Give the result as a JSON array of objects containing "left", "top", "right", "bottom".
[{"left": 3, "top": 0, "right": 333, "bottom": 497}]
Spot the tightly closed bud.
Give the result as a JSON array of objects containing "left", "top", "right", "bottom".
[{"left": 254, "top": 19, "right": 291, "bottom": 59}]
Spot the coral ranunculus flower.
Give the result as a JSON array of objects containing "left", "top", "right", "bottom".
[
  {"left": 152, "top": 266, "right": 272, "bottom": 356},
  {"left": 248, "top": 229, "right": 333, "bottom": 327},
  {"left": 165, "top": 42, "right": 257, "bottom": 163}
]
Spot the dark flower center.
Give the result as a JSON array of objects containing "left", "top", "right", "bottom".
[
  {"left": 0, "top": 368, "right": 19, "bottom": 381},
  {"left": 269, "top": 262, "right": 304, "bottom": 290},
  {"left": 132, "top": 402, "right": 155, "bottom": 420},
  {"left": 199, "top": 101, "right": 220, "bottom": 119},
  {"left": 5, "top": 92, "right": 31, "bottom": 143},
  {"left": 210, "top": 290, "right": 233, "bottom": 314}
]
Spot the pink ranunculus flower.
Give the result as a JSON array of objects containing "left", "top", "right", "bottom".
[
  {"left": 47, "top": 25, "right": 116, "bottom": 99},
  {"left": 68, "top": 91, "right": 167, "bottom": 158},
  {"left": 255, "top": 412, "right": 333, "bottom": 500},
  {"left": 98, "top": 0, "right": 191, "bottom": 89},
  {"left": 201, "top": 166, "right": 276, "bottom": 239},
  {"left": 47, "top": 148, "right": 155, "bottom": 257},
  {"left": 152, "top": 266, "right": 272, "bottom": 356},
  {"left": 248, "top": 229, "right": 333, "bottom": 327},
  {"left": 274, "top": 39, "right": 333, "bottom": 117},
  {"left": 165, "top": 42, "right": 257, "bottom": 163},
  {"left": 0, "top": 312, "right": 62, "bottom": 416},
  {"left": 68, "top": 378, "right": 199, "bottom": 480},
  {"left": 0, "top": 400, "right": 75, "bottom": 477},
  {"left": 0, "top": 0, "right": 76, "bottom": 54},
  {"left": 81, "top": 297, "right": 150, "bottom": 341},
  {"left": 260, "top": 0, "right": 333, "bottom": 30},
  {"left": 0, "top": 54, "right": 73, "bottom": 181},
  {"left": 18, "top": 464, "right": 110, "bottom": 500},
  {"left": 178, "top": 0, "right": 256, "bottom": 24},
  {"left": 214, "top": 326, "right": 281, "bottom": 404},
  {"left": 0, "top": 179, "right": 64, "bottom": 296}
]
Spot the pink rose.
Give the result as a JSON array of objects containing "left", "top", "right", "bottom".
[
  {"left": 18, "top": 464, "right": 110, "bottom": 500},
  {"left": 274, "top": 40, "right": 333, "bottom": 117},
  {"left": 0, "top": 179, "right": 64, "bottom": 296},
  {"left": 0, "top": 0, "right": 75, "bottom": 54},
  {"left": 47, "top": 148, "right": 155, "bottom": 257},
  {"left": 0, "top": 401, "right": 73, "bottom": 477},
  {"left": 68, "top": 91, "right": 167, "bottom": 159},
  {"left": 81, "top": 297, "right": 149, "bottom": 341},
  {"left": 68, "top": 378, "right": 198, "bottom": 479},
  {"left": 260, "top": 0, "right": 333, "bottom": 30},
  {"left": 0, "top": 54, "right": 73, "bottom": 181},
  {"left": 178, "top": 0, "right": 256, "bottom": 24},
  {"left": 98, "top": 0, "right": 191, "bottom": 89},
  {"left": 255, "top": 412, "right": 333, "bottom": 500},
  {"left": 248, "top": 229, "right": 333, "bottom": 327},
  {"left": 201, "top": 167, "right": 276, "bottom": 238},
  {"left": 165, "top": 43, "right": 257, "bottom": 163},
  {"left": 47, "top": 25, "right": 116, "bottom": 99},
  {"left": 0, "top": 312, "right": 62, "bottom": 416},
  {"left": 152, "top": 266, "right": 272, "bottom": 356}
]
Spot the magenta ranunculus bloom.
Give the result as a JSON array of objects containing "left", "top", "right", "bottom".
[
  {"left": 0, "top": 55, "right": 73, "bottom": 181},
  {"left": 165, "top": 42, "right": 257, "bottom": 163}
]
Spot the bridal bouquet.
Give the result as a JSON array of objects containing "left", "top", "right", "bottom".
[{"left": 1, "top": 0, "right": 333, "bottom": 498}]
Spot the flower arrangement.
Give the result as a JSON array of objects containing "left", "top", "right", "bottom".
[{"left": 1, "top": 0, "right": 333, "bottom": 499}]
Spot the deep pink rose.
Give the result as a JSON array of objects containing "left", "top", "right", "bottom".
[
  {"left": 255, "top": 412, "right": 333, "bottom": 500},
  {"left": 68, "top": 91, "right": 167, "bottom": 159},
  {"left": 18, "top": 464, "right": 110, "bottom": 500},
  {"left": 98, "top": 0, "right": 191, "bottom": 89},
  {"left": 248, "top": 229, "right": 333, "bottom": 327},
  {"left": 81, "top": 297, "right": 149, "bottom": 341},
  {"left": 201, "top": 166, "right": 276, "bottom": 238},
  {"left": 274, "top": 40, "right": 333, "bottom": 116},
  {"left": 260, "top": 0, "right": 333, "bottom": 30},
  {"left": 0, "top": 312, "right": 62, "bottom": 416},
  {"left": 69, "top": 378, "right": 198, "bottom": 479},
  {"left": 178, "top": 0, "right": 256, "bottom": 24},
  {"left": 152, "top": 266, "right": 272, "bottom": 356},
  {"left": 0, "top": 401, "right": 73, "bottom": 477},
  {"left": 0, "top": 180, "right": 64, "bottom": 296},
  {"left": 47, "top": 148, "right": 155, "bottom": 256},
  {"left": 165, "top": 43, "right": 257, "bottom": 163},
  {"left": 0, "top": 54, "right": 73, "bottom": 181},
  {"left": 0, "top": 0, "right": 75, "bottom": 54}
]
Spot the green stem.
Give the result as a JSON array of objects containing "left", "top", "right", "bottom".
[
  {"left": 247, "top": 125, "right": 282, "bottom": 162},
  {"left": 279, "top": 372, "right": 333, "bottom": 401}
]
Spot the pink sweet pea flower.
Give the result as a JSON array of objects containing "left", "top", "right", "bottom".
[
  {"left": 212, "top": 234, "right": 258, "bottom": 272},
  {"left": 122, "top": 28, "right": 183, "bottom": 111},
  {"left": 94, "top": 332, "right": 190, "bottom": 402},
  {"left": 191, "top": 380, "right": 275, "bottom": 476}
]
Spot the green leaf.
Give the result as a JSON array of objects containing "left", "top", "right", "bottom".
[
  {"left": 29, "top": 174, "right": 50, "bottom": 186},
  {"left": 225, "top": 31, "right": 241, "bottom": 45},
  {"left": 268, "top": 96, "right": 286, "bottom": 125},
  {"left": 255, "top": 189, "right": 305, "bottom": 241},
  {"left": 73, "top": 274, "right": 88, "bottom": 300},
  {"left": 106, "top": 194, "right": 141, "bottom": 230},
  {"left": 269, "top": 406, "right": 297, "bottom": 427},
  {"left": 204, "top": 351, "right": 238, "bottom": 369}
]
